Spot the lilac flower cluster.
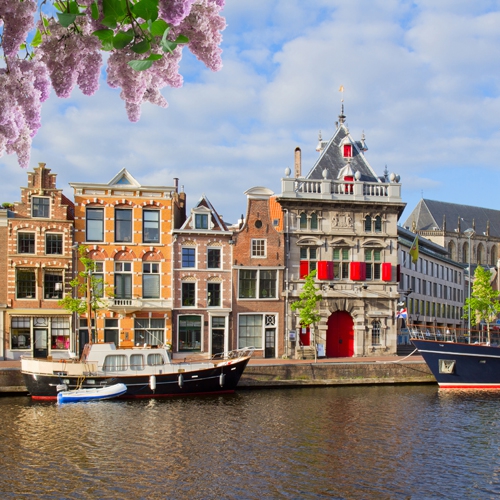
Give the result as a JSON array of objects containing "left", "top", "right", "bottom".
[{"left": 0, "top": 0, "right": 227, "bottom": 168}]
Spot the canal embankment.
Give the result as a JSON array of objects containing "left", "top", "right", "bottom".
[{"left": 0, "top": 355, "right": 436, "bottom": 394}]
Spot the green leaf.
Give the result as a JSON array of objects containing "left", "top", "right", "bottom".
[
  {"left": 128, "top": 53, "right": 162, "bottom": 71},
  {"left": 175, "top": 34, "right": 189, "bottom": 44},
  {"left": 91, "top": 2, "right": 99, "bottom": 20},
  {"left": 31, "top": 29, "right": 43, "bottom": 48},
  {"left": 102, "top": 0, "right": 125, "bottom": 19},
  {"left": 113, "top": 30, "right": 134, "bottom": 49},
  {"left": 57, "top": 12, "right": 77, "bottom": 27},
  {"left": 150, "top": 19, "right": 168, "bottom": 37},
  {"left": 128, "top": 59, "right": 154, "bottom": 71},
  {"left": 161, "top": 39, "right": 177, "bottom": 54},
  {"left": 132, "top": 0, "right": 158, "bottom": 22},
  {"left": 100, "top": 16, "right": 118, "bottom": 29},
  {"left": 131, "top": 39, "right": 151, "bottom": 54},
  {"left": 93, "top": 29, "right": 114, "bottom": 50},
  {"left": 68, "top": 1, "right": 80, "bottom": 14}
]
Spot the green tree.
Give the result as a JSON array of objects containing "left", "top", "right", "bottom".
[
  {"left": 59, "top": 246, "right": 109, "bottom": 344},
  {"left": 291, "top": 270, "right": 322, "bottom": 362},
  {"left": 463, "top": 265, "right": 500, "bottom": 343}
]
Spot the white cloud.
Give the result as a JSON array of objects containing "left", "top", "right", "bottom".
[{"left": 1, "top": 1, "right": 500, "bottom": 224}]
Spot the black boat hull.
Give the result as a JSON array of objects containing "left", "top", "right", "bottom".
[
  {"left": 412, "top": 338, "right": 500, "bottom": 389},
  {"left": 23, "top": 357, "right": 251, "bottom": 400}
]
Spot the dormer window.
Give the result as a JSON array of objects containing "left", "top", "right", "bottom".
[
  {"left": 343, "top": 144, "right": 352, "bottom": 157},
  {"left": 195, "top": 214, "right": 208, "bottom": 229},
  {"left": 32, "top": 197, "right": 49, "bottom": 218}
]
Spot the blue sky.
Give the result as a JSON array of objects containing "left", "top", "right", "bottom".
[{"left": 2, "top": 0, "right": 500, "bottom": 225}]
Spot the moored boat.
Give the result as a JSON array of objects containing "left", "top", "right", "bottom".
[
  {"left": 411, "top": 329, "right": 500, "bottom": 389},
  {"left": 57, "top": 382, "right": 128, "bottom": 404},
  {"left": 21, "top": 342, "right": 254, "bottom": 401}
]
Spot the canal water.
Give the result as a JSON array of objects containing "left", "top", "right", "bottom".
[{"left": 1, "top": 385, "right": 500, "bottom": 499}]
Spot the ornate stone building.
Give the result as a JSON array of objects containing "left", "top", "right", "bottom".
[{"left": 277, "top": 108, "right": 405, "bottom": 358}]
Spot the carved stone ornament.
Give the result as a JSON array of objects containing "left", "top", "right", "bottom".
[{"left": 331, "top": 212, "right": 354, "bottom": 228}]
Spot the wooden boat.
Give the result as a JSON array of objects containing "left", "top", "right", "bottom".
[
  {"left": 21, "top": 343, "right": 254, "bottom": 401},
  {"left": 57, "top": 383, "right": 128, "bottom": 403},
  {"left": 411, "top": 329, "right": 500, "bottom": 389}
]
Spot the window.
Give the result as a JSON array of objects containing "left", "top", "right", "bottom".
[
  {"left": 343, "top": 144, "right": 352, "bottom": 157},
  {"left": 11, "top": 317, "right": 31, "bottom": 349},
  {"left": 300, "top": 213, "right": 307, "bottom": 229},
  {"left": 364, "top": 215, "right": 372, "bottom": 232},
  {"left": 195, "top": 213, "right": 208, "bottom": 229},
  {"left": 207, "top": 282, "right": 221, "bottom": 307},
  {"left": 300, "top": 247, "right": 317, "bottom": 274},
  {"left": 374, "top": 215, "right": 382, "bottom": 233},
  {"left": 18, "top": 233, "right": 35, "bottom": 253},
  {"left": 44, "top": 269, "right": 63, "bottom": 299},
  {"left": 86, "top": 208, "right": 104, "bottom": 242},
  {"left": 182, "top": 282, "right": 196, "bottom": 306},
  {"left": 32, "top": 197, "right": 49, "bottom": 218},
  {"left": 182, "top": 247, "right": 196, "bottom": 268},
  {"left": 251, "top": 239, "right": 266, "bottom": 258},
  {"left": 310, "top": 213, "right": 318, "bottom": 230},
  {"left": 51, "top": 317, "right": 70, "bottom": 350},
  {"left": 17, "top": 268, "right": 36, "bottom": 298},
  {"left": 143, "top": 262, "right": 160, "bottom": 299},
  {"left": 207, "top": 248, "right": 221, "bottom": 269},
  {"left": 238, "top": 315, "right": 263, "bottom": 349},
  {"left": 371, "top": 320, "right": 381, "bottom": 345},
  {"left": 238, "top": 270, "right": 277, "bottom": 299},
  {"left": 333, "top": 248, "right": 350, "bottom": 279},
  {"left": 93, "top": 261, "right": 104, "bottom": 297},
  {"left": 147, "top": 353, "right": 165, "bottom": 365},
  {"left": 134, "top": 318, "right": 165, "bottom": 345},
  {"left": 365, "top": 249, "right": 381, "bottom": 280},
  {"left": 179, "top": 315, "right": 202, "bottom": 351},
  {"left": 46, "top": 233, "right": 62, "bottom": 255},
  {"left": 143, "top": 209, "right": 159, "bottom": 243},
  {"left": 114, "top": 262, "right": 132, "bottom": 299},
  {"left": 130, "top": 354, "right": 145, "bottom": 371},
  {"left": 115, "top": 208, "right": 132, "bottom": 242},
  {"left": 104, "top": 318, "right": 119, "bottom": 344},
  {"left": 103, "top": 355, "right": 128, "bottom": 372}
]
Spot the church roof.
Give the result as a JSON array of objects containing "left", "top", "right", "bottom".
[
  {"left": 403, "top": 199, "right": 500, "bottom": 238},
  {"left": 304, "top": 110, "right": 380, "bottom": 183}
]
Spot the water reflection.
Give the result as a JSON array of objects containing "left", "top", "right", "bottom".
[{"left": 1, "top": 386, "right": 500, "bottom": 498}]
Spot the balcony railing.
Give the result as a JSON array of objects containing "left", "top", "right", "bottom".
[{"left": 107, "top": 298, "right": 173, "bottom": 311}]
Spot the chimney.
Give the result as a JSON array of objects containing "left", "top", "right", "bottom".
[
  {"left": 173, "top": 178, "right": 179, "bottom": 193},
  {"left": 294, "top": 147, "right": 301, "bottom": 178}
]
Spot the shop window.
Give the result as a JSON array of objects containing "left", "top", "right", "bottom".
[{"left": 178, "top": 315, "right": 202, "bottom": 351}]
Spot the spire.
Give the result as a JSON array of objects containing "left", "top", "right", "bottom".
[{"left": 338, "top": 85, "right": 346, "bottom": 124}]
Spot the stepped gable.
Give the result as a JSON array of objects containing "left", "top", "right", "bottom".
[
  {"left": 403, "top": 199, "right": 500, "bottom": 237},
  {"left": 304, "top": 111, "right": 380, "bottom": 183}
]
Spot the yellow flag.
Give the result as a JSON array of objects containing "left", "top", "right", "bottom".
[
  {"left": 410, "top": 234, "right": 419, "bottom": 264},
  {"left": 339, "top": 85, "right": 344, "bottom": 92}
]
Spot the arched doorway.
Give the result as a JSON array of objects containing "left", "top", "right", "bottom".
[{"left": 326, "top": 311, "right": 354, "bottom": 357}]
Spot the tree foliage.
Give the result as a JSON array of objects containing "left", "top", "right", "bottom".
[
  {"left": 58, "top": 245, "right": 109, "bottom": 342},
  {"left": 291, "top": 270, "right": 322, "bottom": 361},
  {"left": 463, "top": 265, "right": 500, "bottom": 343},
  {"left": 0, "top": 0, "right": 226, "bottom": 167}
]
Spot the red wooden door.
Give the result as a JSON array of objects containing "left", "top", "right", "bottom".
[{"left": 326, "top": 311, "right": 354, "bottom": 357}]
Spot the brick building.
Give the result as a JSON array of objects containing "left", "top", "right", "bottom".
[
  {"left": 231, "top": 187, "right": 285, "bottom": 358},
  {"left": 70, "top": 169, "right": 185, "bottom": 352},
  {"left": 172, "top": 195, "right": 233, "bottom": 357},
  {"left": 3, "top": 163, "right": 75, "bottom": 360}
]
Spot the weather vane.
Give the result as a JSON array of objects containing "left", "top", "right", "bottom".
[{"left": 339, "top": 85, "right": 344, "bottom": 102}]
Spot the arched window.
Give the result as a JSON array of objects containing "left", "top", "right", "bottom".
[
  {"left": 364, "top": 215, "right": 372, "bottom": 232},
  {"left": 447, "top": 241, "right": 455, "bottom": 261},
  {"left": 310, "top": 213, "right": 318, "bottom": 230},
  {"left": 371, "top": 320, "right": 381, "bottom": 345},
  {"left": 462, "top": 242, "right": 468, "bottom": 264},
  {"left": 477, "top": 244, "right": 483, "bottom": 265},
  {"left": 491, "top": 245, "right": 498, "bottom": 266},
  {"left": 374, "top": 215, "right": 382, "bottom": 233},
  {"left": 299, "top": 213, "right": 307, "bottom": 229}
]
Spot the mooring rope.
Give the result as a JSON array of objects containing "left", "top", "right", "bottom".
[{"left": 375, "top": 348, "right": 418, "bottom": 363}]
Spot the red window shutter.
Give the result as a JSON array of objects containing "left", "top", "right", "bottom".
[
  {"left": 317, "top": 261, "right": 328, "bottom": 280},
  {"left": 350, "top": 261, "right": 367, "bottom": 281},
  {"left": 382, "top": 263, "right": 392, "bottom": 282},
  {"left": 327, "top": 261, "right": 334, "bottom": 280},
  {"left": 343, "top": 144, "right": 352, "bottom": 157},
  {"left": 300, "top": 261, "right": 309, "bottom": 279}
]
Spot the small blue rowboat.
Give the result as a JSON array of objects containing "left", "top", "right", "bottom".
[{"left": 57, "top": 383, "right": 127, "bottom": 404}]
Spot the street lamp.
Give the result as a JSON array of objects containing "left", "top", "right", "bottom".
[{"left": 464, "top": 227, "right": 475, "bottom": 340}]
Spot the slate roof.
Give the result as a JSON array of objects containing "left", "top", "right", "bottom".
[
  {"left": 180, "top": 194, "right": 228, "bottom": 232},
  {"left": 304, "top": 112, "right": 381, "bottom": 183},
  {"left": 403, "top": 199, "right": 500, "bottom": 238}
]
